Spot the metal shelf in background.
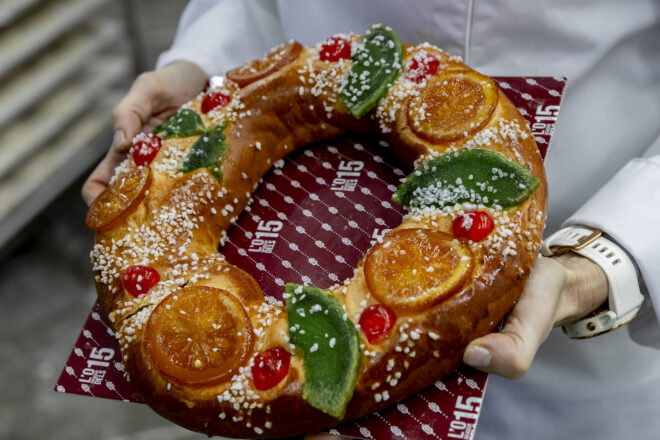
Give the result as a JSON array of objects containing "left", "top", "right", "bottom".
[
  {"left": 0, "top": 0, "right": 136, "bottom": 252},
  {"left": 0, "top": 0, "right": 107, "bottom": 78},
  {"left": 0, "top": 19, "right": 120, "bottom": 130},
  {"left": 0, "top": 22, "right": 122, "bottom": 179},
  {"left": 0, "top": 0, "right": 45, "bottom": 28},
  {"left": 0, "top": 56, "right": 129, "bottom": 211},
  {"left": 0, "top": 91, "right": 123, "bottom": 250}
]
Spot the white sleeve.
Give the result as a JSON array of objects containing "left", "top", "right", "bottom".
[
  {"left": 565, "top": 134, "right": 660, "bottom": 347},
  {"left": 155, "top": 0, "right": 286, "bottom": 76}
]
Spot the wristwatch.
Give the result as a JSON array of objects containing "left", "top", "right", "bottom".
[{"left": 541, "top": 225, "right": 644, "bottom": 339}]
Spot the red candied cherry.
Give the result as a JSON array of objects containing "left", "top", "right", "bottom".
[
  {"left": 358, "top": 304, "right": 397, "bottom": 344},
  {"left": 201, "top": 91, "right": 231, "bottom": 114},
  {"left": 131, "top": 133, "right": 162, "bottom": 166},
  {"left": 251, "top": 347, "right": 291, "bottom": 390},
  {"left": 452, "top": 211, "right": 494, "bottom": 242},
  {"left": 319, "top": 36, "right": 352, "bottom": 62},
  {"left": 121, "top": 265, "right": 160, "bottom": 297},
  {"left": 406, "top": 51, "right": 441, "bottom": 84}
]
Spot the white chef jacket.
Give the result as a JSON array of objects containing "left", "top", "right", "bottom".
[{"left": 156, "top": 1, "right": 660, "bottom": 439}]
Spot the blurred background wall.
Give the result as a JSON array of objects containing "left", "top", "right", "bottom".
[{"left": 0, "top": 1, "right": 215, "bottom": 438}]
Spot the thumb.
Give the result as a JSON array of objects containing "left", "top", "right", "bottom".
[
  {"left": 111, "top": 72, "right": 163, "bottom": 150},
  {"left": 81, "top": 133, "right": 129, "bottom": 205},
  {"left": 82, "top": 74, "right": 159, "bottom": 205},
  {"left": 463, "top": 258, "right": 566, "bottom": 379}
]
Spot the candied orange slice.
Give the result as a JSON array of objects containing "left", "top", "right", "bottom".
[
  {"left": 144, "top": 286, "right": 253, "bottom": 387},
  {"left": 407, "top": 71, "right": 498, "bottom": 142},
  {"left": 226, "top": 41, "right": 303, "bottom": 87},
  {"left": 364, "top": 228, "right": 473, "bottom": 310},
  {"left": 85, "top": 164, "right": 151, "bottom": 231},
  {"left": 198, "top": 265, "right": 264, "bottom": 303}
]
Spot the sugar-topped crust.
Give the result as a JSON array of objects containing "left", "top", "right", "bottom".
[{"left": 87, "top": 27, "right": 546, "bottom": 438}]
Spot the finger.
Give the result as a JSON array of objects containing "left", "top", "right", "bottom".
[
  {"left": 112, "top": 74, "right": 158, "bottom": 143},
  {"left": 463, "top": 258, "right": 566, "bottom": 379},
  {"left": 81, "top": 133, "right": 127, "bottom": 205},
  {"left": 83, "top": 72, "right": 166, "bottom": 205},
  {"left": 143, "top": 107, "right": 180, "bottom": 133},
  {"left": 111, "top": 71, "right": 170, "bottom": 145}
]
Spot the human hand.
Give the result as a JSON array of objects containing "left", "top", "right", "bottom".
[
  {"left": 301, "top": 256, "right": 608, "bottom": 439},
  {"left": 81, "top": 61, "right": 208, "bottom": 205},
  {"left": 463, "top": 253, "right": 609, "bottom": 378}
]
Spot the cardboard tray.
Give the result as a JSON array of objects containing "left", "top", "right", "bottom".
[{"left": 56, "top": 76, "right": 566, "bottom": 440}]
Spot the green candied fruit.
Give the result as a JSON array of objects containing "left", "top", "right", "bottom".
[
  {"left": 285, "top": 284, "right": 360, "bottom": 419},
  {"left": 178, "top": 120, "right": 229, "bottom": 183},
  {"left": 339, "top": 22, "right": 403, "bottom": 118},
  {"left": 153, "top": 108, "right": 205, "bottom": 139},
  {"left": 393, "top": 149, "right": 541, "bottom": 210}
]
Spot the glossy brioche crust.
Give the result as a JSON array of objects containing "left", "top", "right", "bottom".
[{"left": 89, "top": 34, "right": 547, "bottom": 438}]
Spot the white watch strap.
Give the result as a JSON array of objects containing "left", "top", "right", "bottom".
[{"left": 542, "top": 226, "right": 643, "bottom": 338}]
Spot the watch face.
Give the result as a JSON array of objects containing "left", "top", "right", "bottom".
[{"left": 543, "top": 227, "right": 602, "bottom": 257}]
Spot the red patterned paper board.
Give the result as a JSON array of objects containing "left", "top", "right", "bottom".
[
  {"left": 55, "top": 303, "right": 143, "bottom": 403},
  {"left": 56, "top": 76, "right": 566, "bottom": 439}
]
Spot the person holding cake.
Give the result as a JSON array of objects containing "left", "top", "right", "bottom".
[{"left": 82, "top": 1, "right": 660, "bottom": 439}]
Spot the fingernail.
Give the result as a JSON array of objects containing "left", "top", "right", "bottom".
[
  {"left": 112, "top": 130, "right": 126, "bottom": 148},
  {"left": 464, "top": 346, "right": 491, "bottom": 369}
]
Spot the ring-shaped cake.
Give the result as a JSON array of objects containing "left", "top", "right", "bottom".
[{"left": 86, "top": 24, "right": 546, "bottom": 438}]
